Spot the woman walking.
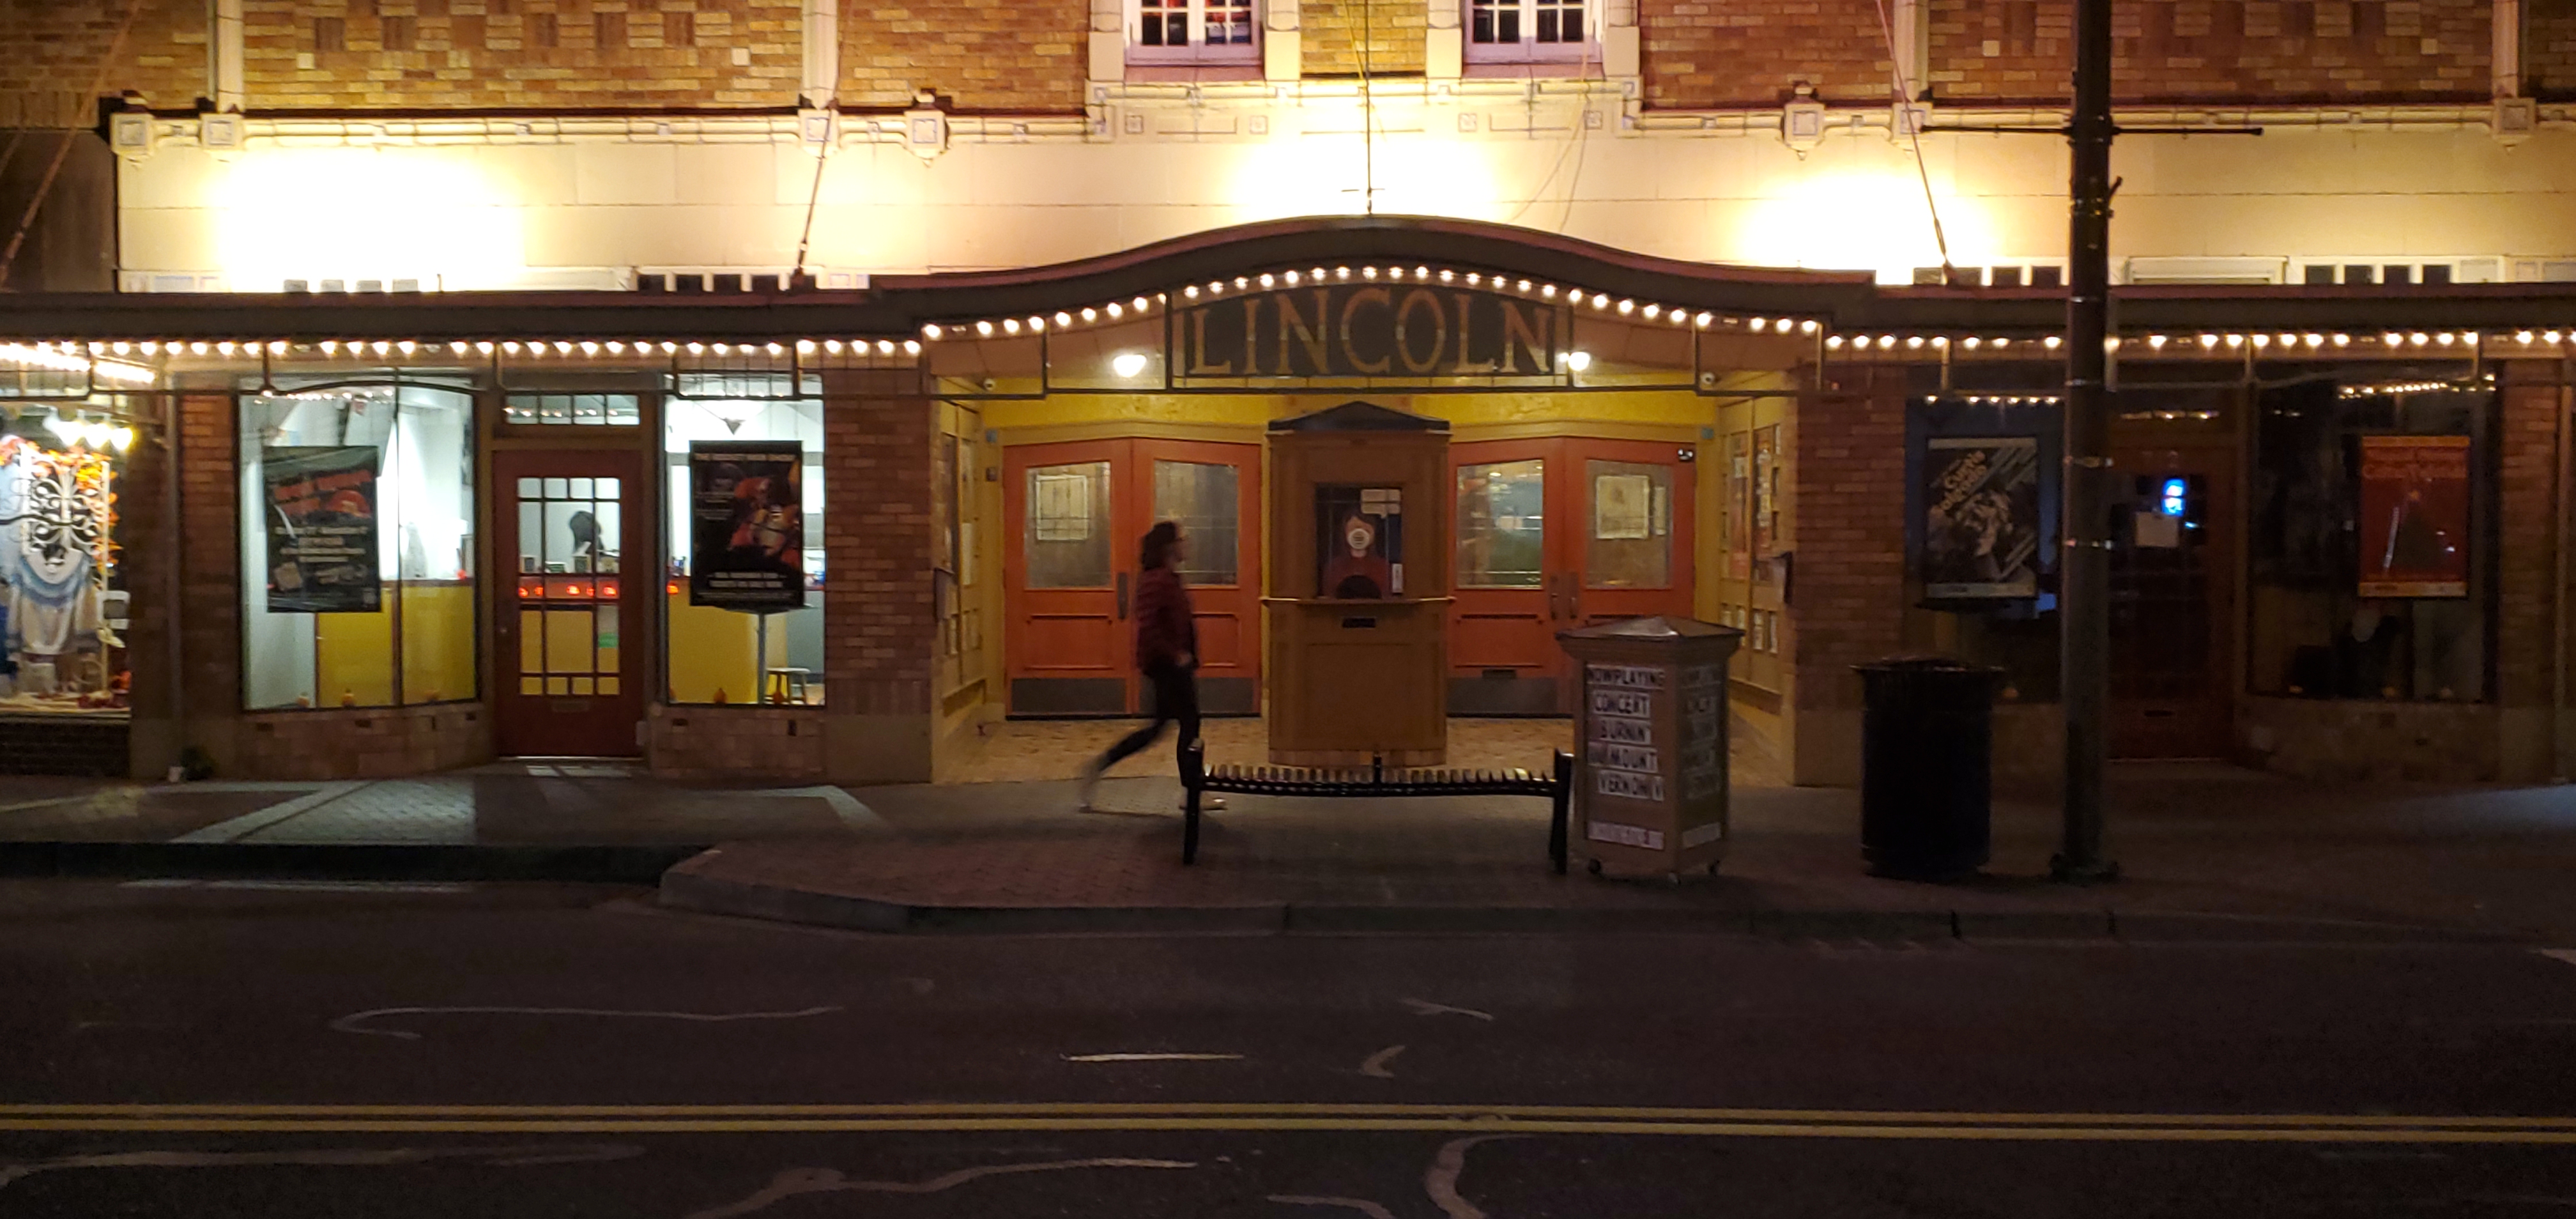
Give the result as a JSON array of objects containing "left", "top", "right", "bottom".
[{"left": 1078, "top": 521, "right": 1218, "bottom": 811}]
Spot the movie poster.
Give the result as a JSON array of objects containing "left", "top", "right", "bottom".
[
  {"left": 2358, "top": 434, "right": 2471, "bottom": 598},
  {"left": 689, "top": 441, "right": 806, "bottom": 611},
  {"left": 1921, "top": 436, "right": 2041, "bottom": 599},
  {"left": 263, "top": 446, "right": 381, "bottom": 613},
  {"left": 1751, "top": 426, "right": 1777, "bottom": 562}
]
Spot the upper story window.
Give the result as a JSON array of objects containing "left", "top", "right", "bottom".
[
  {"left": 1131, "top": 0, "right": 1259, "bottom": 63},
  {"left": 1468, "top": 0, "right": 1593, "bottom": 63}
]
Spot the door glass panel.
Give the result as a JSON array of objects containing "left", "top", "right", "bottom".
[
  {"left": 1025, "top": 461, "right": 1112, "bottom": 588},
  {"left": 1586, "top": 459, "right": 1672, "bottom": 588},
  {"left": 1455, "top": 459, "right": 1545, "bottom": 588},
  {"left": 518, "top": 502, "right": 542, "bottom": 573},
  {"left": 1153, "top": 459, "right": 1240, "bottom": 586}
]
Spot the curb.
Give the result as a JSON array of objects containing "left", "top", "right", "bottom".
[
  {"left": 656, "top": 866, "right": 2524, "bottom": 943},
  {"left": 0, "top": 841, "right": 705, "bottom": 884}
]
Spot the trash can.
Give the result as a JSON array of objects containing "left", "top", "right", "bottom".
[{"left": 1853, "top": 657, "right": 2004, "bottom": 880}]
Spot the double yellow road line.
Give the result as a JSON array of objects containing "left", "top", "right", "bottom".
[{"left": 4, "top": 1103, "right": 2573, "bottom": 1144}]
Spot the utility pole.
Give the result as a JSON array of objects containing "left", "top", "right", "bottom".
[{"left": 2055, "top": 0, "right": 2117, "bottom": 881}]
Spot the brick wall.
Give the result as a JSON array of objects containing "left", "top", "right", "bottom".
[
  {"left": 839, "top": 0, "right": 1085, "bottom": 112},
  {"left": 646, "top": 704, "right": 824, "bottom": 779},
  {"left": 242, "top": 1, "right": 803, "bottom": 110},
  {"left": 1786, "top": 365, "right": 1909, "bottom": 716},
  {"left": 2534, "top": 0, "right": 2576, "bottom": 98},
  {"left": 236, "top": 704, "right": 491, "bottom": 778},
  {"left": 1642, "top": 0, "right": 1892, "bottom": 109},
  {"left": 1300, "top": 0, "right": 1427, "bottom": 77},
  {"left": 0, "top": 0, "right": 203, "bottom": 125},
  {"left": 825, "top": 372, "right": 936, "bottom": 719},
  {"left": 1927, "top": 0, "right": 2492, "bottom": 104},
  {"left": 2497, "top": 363, "right": 2559, "bottom": 714},
  {"left": 174, "top": 392, "right": 244, "bottom": 726}
]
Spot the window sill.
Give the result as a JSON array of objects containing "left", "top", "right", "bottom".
[
  {"left": 1461, "top": 58, "right": 1605, "bottom": 80},
  {"left": 1124, "top": 62, "right": 1266, "bottom": 83}
]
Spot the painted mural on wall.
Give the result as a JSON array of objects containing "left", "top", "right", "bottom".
[{"left": 1920, "top": 436, "right": 2041, "bottom": 600}]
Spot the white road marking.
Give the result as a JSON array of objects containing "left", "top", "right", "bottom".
[
  {"left": 685, "top": 1158, "right": 1197, "bottom": 1219},
  {"left": 329, "top": 1005, "right": 841, "bottom": 1040},
  {"left": 170, "top": 782, "right": 369, "bottom": 844},
  {"left": 0, "top": 1144, "right": 638, "bottom": 1193},
  {"left": 210, "top": 880, "right": 476, "bottom": 894},
  {"left": 1359, "top": 1045, "right": 1407, "bottom": 1079},
  {"left": 1270, "top": 1195, "right": 1400, "bottom": 1218},
  {"left": 1402, "top": 999, "right": 1496, "bottom": 1022},
  {"left": 2538, "top": 949, "right": 2576, "bottom": 969},
  {"left": 1062, "top": 1052, "right": 1245, "bottom": 1062},
  {"left": 1425, "top": 1135, "right": 1524, "bottom": 1219}
]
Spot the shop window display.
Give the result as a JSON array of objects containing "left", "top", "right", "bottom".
[
  {"left": 239, "top": 383, "right": 477, "bottom": 709},
  {"left": 0, "top": 406, "right": 132, "bottom": 714},
  {"left": 2250, "top": 378, "right": 2492, "bottom": 702},
  {"left": 664, "top": 388, "right": 825, "bottom": 705}
]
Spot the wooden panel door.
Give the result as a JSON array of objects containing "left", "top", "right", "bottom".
[
  {"left": 2108, "top": 450, "right": 2234, "bottom": 758},
  {"left": 494, "top": 450, "right": 646, "bottom": 756},
  {"left": 1004, "top": 438, "right": 1262, "bottom": 716},
  {"left": 1450, "top": 436, "right": 1696, "bottom": 715}
]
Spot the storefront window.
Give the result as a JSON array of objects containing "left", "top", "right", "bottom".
[
  {"left": 1153, "top": 459, "right": 1239, "bottom": 586},
  {"left": 1, "top": 403, "right": 134, "bottom": 714},
  {"left": 1457, "top": 459, "right": 1544, "bottom": 588},
  {"left": 240, "top": 383, "right": 477, "bottom": 709},
  {"left": 2249, "top": 376, "right": 2494, "bottom": 701},
  {"left": 1024, "top": 461, "right": 1112, "bottom": 589},
  {"left": 1584, "top": 459, "right": 1671, "bottom": 588},
  {"left": 664, "top": 388, "right": 825, "bottom": 705}
]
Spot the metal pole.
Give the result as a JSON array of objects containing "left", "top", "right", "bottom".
[{"left": 2055, "top": 0, "right": 2117, "bottom": 881}]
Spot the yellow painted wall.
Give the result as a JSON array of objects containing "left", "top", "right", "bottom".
[
  {"left": 400, "top": 583, "right": 477, "bottom": 704},
  {"left": 314, "top": 593, "right": 395, "bottom": 709}
]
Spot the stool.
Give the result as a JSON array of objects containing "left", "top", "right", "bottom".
[{"left": 763, "top": 667, "right": 813, "bottom": 705}]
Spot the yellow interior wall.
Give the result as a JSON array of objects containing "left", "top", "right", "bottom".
[
  {"left": 401, "top": 584, "right": 477, "bottom": 703},
  {"left": 666, "top": 592, "right": 763, "bottom": 703},
  {"left": 314, "top": 591, "right": 396, "bottom": 708}
]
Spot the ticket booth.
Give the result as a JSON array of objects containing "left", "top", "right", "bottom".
[{"left": 1264, "top": 401, "right": 1451, "bottom": 767}]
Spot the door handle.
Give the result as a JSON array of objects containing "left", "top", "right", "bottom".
[{"left": 1116, "top": 572, "right": 1130, "bottom": 620}]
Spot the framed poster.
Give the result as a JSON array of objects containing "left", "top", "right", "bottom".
[
  {"left": 1724, "top": 433, "right": 1751, "bottom": 580},
  {"left": 261, "top": 445, "right": 381, "bottom": 613},
  {"left": 2358, "top": 434, "right": 2471, "bottom": 598},
  {"left": 1315, "top": 484, "right": 1404, "bottom": 598},
  {"left": 688, "top": 441, "right": 806, "bottom": 611},
  {"left": 1921, "top": 436, "right": 2041, "bottom": 599},
  {"left": 1751, "top": 426, "right": 1777, "bottom": 562}
]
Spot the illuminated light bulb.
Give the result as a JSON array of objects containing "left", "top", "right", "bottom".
[
  {"left": 2518, "top": 331, "right": 2537, "bottom": 344},
  {"left": 1642, "top": 304, "right": 1662, "bottom": 320},
  {"left": 1111, "top": 351, "right": 1148, "bottom": 378},
  {"left": 1800, "top": 319, "right": 1821, "bottom": 334},
  {"left": 1749, "top": 317, "right": 1770, "bottom": 332},
  {"left": 141, "top": 341, "right": 163, "bottom": 355},
  {"left": 580, "top": 341, "right": 600, "bottom": 356},
  {"left": 2458, "top": 332, "right": 2478, "bottom": 345},
  {"left": 1540, "top": 284, "right": 1556, "bottom": 298},
  {"left": 1183, "top": 285, "right": 1199, "bottom": 300},
  {"left": 1107, "top": 302, "right": 1124, "bottom": 319},
  {"left": 270, "top": 341, "right": 289, "bottom": 355},
  {"left": 2251, "top": 334, "right": 2271, "bottom": 348},
  {"left": 1259, "top": 273, "right": 1276, "bottom": 289},
  {"left": 1026, "top": 317, "right": 1044, "bottom": 333},
  {"left": 877, "top": 339, "right": 895, "bottom": 355},
  {"left": 2148, "top": 335, "right": 2168, "bottom": 349},
  {"left": 1826, "top": 335, "right": 1846, "bottom": 348},
  {"left": 1361, "top": 267, "right": 1380, "bottom": 280},
  {"left": 448, "top": 341, "right": 468, "bottom": 355},
  {"left": 1592, "top": 296, "right": 1611, "bottom": 311},
  {"left": 822, "top": 339, "right": 842, "bottom": 355},
  {"left": 501, "top": 341, "right": 520, "bottom": 355},
  {"left": 1208, "top": 280, "right": 1225, "bottom": 295},
  {"left": 476, "top": 341, "right": 496, "bottom": 355},
  {"left": 1931, "top": 335, "right": 1951, "bottom": 348},
  {"left": 922, "top": 324, "right": 944, "bottom": 340},
  {"left": 213, "top": 341, "right": 234, "bottom": 356},
  {"left": 2548, "top": 332, "right": 2566, "bottom": 344},
  {"left": 2275, "top": 334, "right": 2295, "bottom": 347},
  {"left": 686, "top": 342, "right": 705, "bottom": 355},
  {"left": 193, "top": 342, "right": 213, "bottom": 356},
  {"left": 111, "top": 342, "right": 129, "bottom": 355},
  {"left": 1002, "top": 318, "right": 1021, "bottom": 335},
  {"left": 1466, "top": 273, "right": 1482, "bottom": 286},
  {"left": 659, "top": 341, "right": 678, "bottom": 353},
  {"left": 1310, "top": 268, "right": 1326, "bottom": 280},
  {"left": 1337, "top": 267, "right": 1353, "bottom": 280},
  {"left": 1669, "top": 310, "right": 1688, "bottom": 326},
  {"left": 1515, "top": 279, "right": 1531, "bottom": 291},
  {"left": 1694, "top": 312, "right": 1714, "bottom": 328},
  {"left": 2224, "top": 334, "right": 2244, "bottom": 347},
  {"left": 321, "top": 341, "right": 339, "bottom": 355},
  {"left": 903, "top": 339, "right": 922, "bottom": 355},
  {"left": 1284, "top": 271, "right": 1302, "bottom": 286},
  {"left": 1234, "top": 276, "right": 1250, "bottom": 288},
  {"left": 1616, "top": 299, "right": 1635, "bottom": 315},
  {"left": 2411, "top": 332, "right": 2430, "bottom": 345},
  {"left": 554, "top": 341, "right": 573, "bottom": 355},
  {"left": 1877, "top": 335, "right": 1897, "bottom": 349},
  {"left": 1438, "top": 270, "right": 1455, "bottom": 283},
  {"left": 796, "top": 339, "right": 816, "bottom": 354},
  {"left": 1963, "top": 337, "right": 1982, "bottom": 349},
  {"left": 1993, "top": 337, "right": 2012, "bottom": 348},
  {"left": 1054, "top": 312, "right": 1072, "bottom": 327},
  {"left": 2434, "top": 333, "right": 2452, "bottom": 346},
  {"left": 1413, "top": 266, "right": 1430, "bottom": 279},
  {"left": 1132, "top": 296, "right": 1149, "bottom": 312},
  {"left": 1906, "top": 336, "right": 1926, "bottom": 349},
  {"left": 974, "top": 321, "right": 995, "bottom": 337},
  {"left": 1565, "top": 350, "right": 1593, "bottom": 372},
  {"left": 2333, "top": 334, "right": 2351, "bottom": 346},
  {"left": 1085, "top": 306, "right": 1103, "bottom": 321},
  {"left": 2044, "top": 335, "right": 2064, "bottom": 349}
]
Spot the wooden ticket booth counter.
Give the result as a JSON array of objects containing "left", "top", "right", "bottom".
[{"left": 1264, "top": 402, "right": 1451, "bottom": 767}]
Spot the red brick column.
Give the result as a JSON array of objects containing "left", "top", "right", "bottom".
[
  {"left": 2497, "top": 359, "right": 2566, "bottom": 781},
  {"left": 821, "top": 370, "right": 939, "bottom": 783},
  {"left": 1782, "top": 364, "right": 1910, "bottom": 785},
  {"left": 122, "top": 390, "right": 245, "bottom": 776}
]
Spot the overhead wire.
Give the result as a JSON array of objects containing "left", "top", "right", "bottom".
[{"left": 1869, "top": 0, "right": 1954, "bottom": 277}]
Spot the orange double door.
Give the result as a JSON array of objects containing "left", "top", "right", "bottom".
[
  {"left": 1004, "top": 438, "right": 1263, "bottom": 717},
  {"left": 1449, "top": 437, "right": 1698, "bottom": 715}
]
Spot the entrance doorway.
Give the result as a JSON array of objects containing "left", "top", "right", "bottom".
[
  {"left": 1449, "top": 436, "right": 1696, "bottom": 715},
  {"left": 2108, "top": 442, "right": 2234, "bottom": 758},
  {"left": 1003, "top": 438, "right": 1262, "bottom": 716},
  {"left": 494, "top": 450, "right": 647, "bottom": 756}
]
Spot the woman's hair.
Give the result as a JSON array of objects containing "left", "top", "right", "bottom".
[{"left": 1139, "top": 521, "right": 1182, "bottom": 570}]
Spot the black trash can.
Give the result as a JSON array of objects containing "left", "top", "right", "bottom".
[{"left": 1854, "top": 657, "right": 2004, "bottom": 880}]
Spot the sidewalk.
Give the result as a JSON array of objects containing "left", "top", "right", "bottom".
[{"left": 666, "top": 762, "right": 2576, "bottom": 943}]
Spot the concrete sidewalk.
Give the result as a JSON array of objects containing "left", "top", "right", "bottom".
[{"left": 663, "top": 763, "right": 2576, "bottom": 943}]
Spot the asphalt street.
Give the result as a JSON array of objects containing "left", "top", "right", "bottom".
[{"left": 5, "top": 879, "right": 2576, "bottom": 1216}]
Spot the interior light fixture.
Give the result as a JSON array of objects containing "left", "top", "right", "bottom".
[{"left": 1110, "top": 351, "right": 1149, "bottom": 378}]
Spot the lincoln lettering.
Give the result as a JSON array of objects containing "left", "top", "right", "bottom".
[{"left": 1174, "top": 285, "right": 1560, "bottom": 379}]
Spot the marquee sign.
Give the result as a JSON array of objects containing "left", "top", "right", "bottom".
[{"left": 1169, "top": 285, "right": 1567, "bottom": 384}]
